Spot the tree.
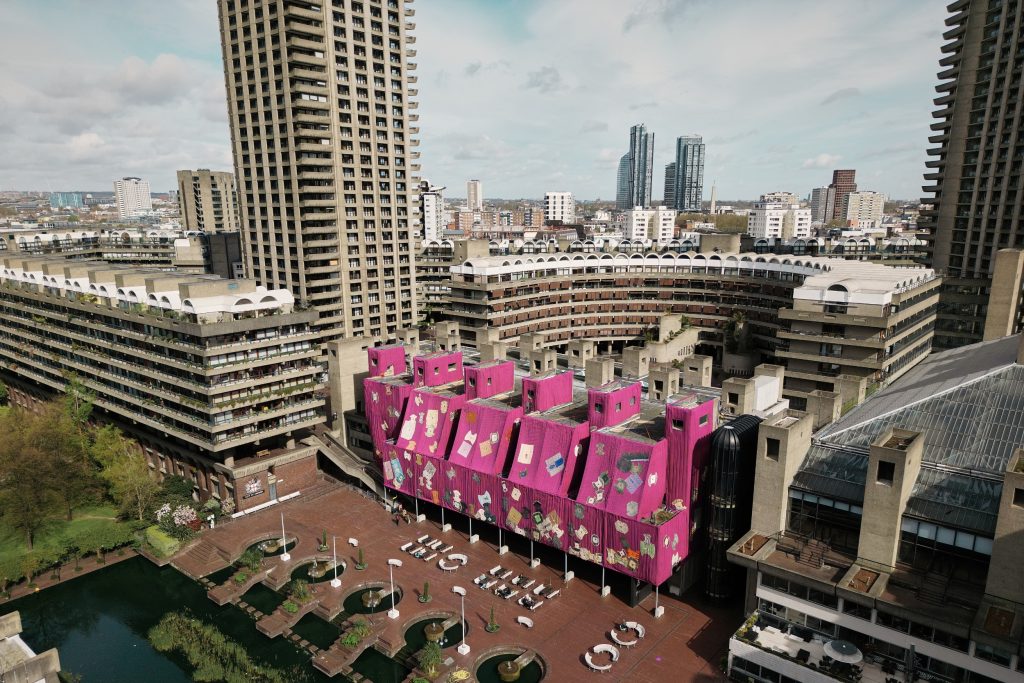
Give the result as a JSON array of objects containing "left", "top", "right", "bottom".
[
  {"left": 35, "top": 402, "right": 96, "bottom": 520},
  {"left": 0, "top": 406, "right": 61, "bottom": 548},
  {"left": 0, "top": 378, "right": 7, "bottom": 405},
  {"left": 419, "top": 641, "right": 442, "bottom": 678},
  {"left": 62, "top": 373, "right": 94, "bottom": 430},
  {"left": 93, "top": 426, "right": 159, "bottom": 521}
]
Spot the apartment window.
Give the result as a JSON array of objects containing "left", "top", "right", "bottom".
[
  {"left": 1014, "top": 488, "right": 1024, "bottom": 509},
  {"left": 727, "top": 392, "right": 739, "bottom": 404},
  {"left": 766, "top": 438, "right": 780, "bottom": 461},
  {"left": 877, "top": 460, "right": 895, "bottom": 486}
]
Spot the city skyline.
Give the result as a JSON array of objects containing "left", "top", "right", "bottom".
[{"left": 0, "top": 0, "right": 946, "bottom": 200}]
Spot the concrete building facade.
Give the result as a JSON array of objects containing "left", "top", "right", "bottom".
[
  {"left": 113, "top": 177, "right": 153, "bottom": 220},
  {"left": 672, "top": 135, "right": 705, "bottom": 212},
  {"left": 624, "top": 206, "right": 676, "bottom": 244},
  {"left": 544, "top": 191, "right": 576, "bottom": 224},
  {"left": 828, "top": 169, "right": 857, "bottom": 221},
  {"left": 844, "top": 190, "right": 886, "bottom": 230},
  {"left": 417, "top": 180, "right": 444, "bottom": 242},
  {"left": 747, "top": 199, "right": 812, "bottom": 239},
  {"left": 176, "top": 169, "right": 240, "bottom": 234},
  {"left": 216, "top": 0, "right": 419, "bottom": 344},
  {"left": 466, "top": 179, "right": 483, "bottom": 212}
]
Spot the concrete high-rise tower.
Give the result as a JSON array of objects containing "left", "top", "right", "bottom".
[
  {"left": 217, "top": 0, "right": 419, "bottom": 343},
  {"left": 176, "top": 169, "right": 240, "bottom": 233},
  {"left": 113, "top": 177, "right": 152, "bottom": 219},
  {"left": 827, "top": 169, "right": 857, "bottom": 221},
  {"left": 663, "top": 162, "right": 676, "bottom": 208},
  {"left": 418, "top": 180, "right": 445, "bottom": 242},
  {"left": 466, "top": 179, "right": 483, "bottom": 211},
  {"left": 671, "top": 135, "right": 705, "bottom": 212},
  {"left": 923, "top": 0, "right": 1024, "bottom": 348},
  {"left": 615, "top": 124, "right": 654, "bottom": 209}
]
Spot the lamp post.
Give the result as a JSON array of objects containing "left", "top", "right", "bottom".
[
  {"left": 331, "top": 536, "right": 341, "bottom": 588},
  {"left": 280, "top": 512, "right": 291, "bottom": 562},
  {"left": 452, "top": 585, "right": 469, "bottom": 655},
  {"left": 387, "top": 558, "right": 402, "bottom": 619}
]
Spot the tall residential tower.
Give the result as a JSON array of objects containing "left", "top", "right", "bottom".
[
  {"left": 671, "top": 135, "right": 705, "bottom": 212},
  {"left": 176, "top": 169, "right": 240, "bottom": 233},
  {"left": 615, "top": 123, "right": 654, "bottom": 209},
  {"left": 922, "top": 0, "right": 1024, "bottom": 348},
  {"left": 113, "top": 177, "right": 152, "bottom": 219},
  {"left": 216, "top": 0, "right": 419, "bottom": 343}
]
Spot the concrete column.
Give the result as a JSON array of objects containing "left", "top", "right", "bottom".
[
  {"left": 585, "top": 357, "right": 614, "bottom": 388},
  {"left": 805, "top": 390, "right": 841, "bottom": 430},
  {"left": 681, "top": 354, "right": 713, "bottom": 387},
  {"left": 622, "top": 345, "right": 650, "bottom": 378},
  {"left": 479, "top": 341, "right": 507, "bottom": 362},
  {"left": 857, "top": 428, "right": 923, "bottom": 570},
  {"left": 567, "top": 339, "right": 596, "bottom": 368},
  {"left": 984, "top": 449, "right": 1024, "bottom": 603},
  {"left": 518, "top": 332, "right": 543, "bottom": 354},
  {"left": 983, "top": 249, "right": 1024, "bottom": 341},
  {"left": 750, "top": 411, "right": 813, "bottom": 535},
  {"left": 648, "top": 365, "right": 679, "bottom": 402},
  {"left": 837, "top": 374, "right": 867, "bottom": 410},
  {"left": 528, "top": 348, "right": 557, "bottom": 376},
  {"left": 327, "top": 337, "right": 374, "bottom": 432}
]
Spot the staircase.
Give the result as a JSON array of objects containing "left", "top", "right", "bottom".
[
  {"left": 797, "top": 539, "right": 827, "bottom": 569},
  {"left": 174, "top": 539, "right": 229, "bottom": 579},
  {"left": 917, "top": 571, "right": 949, "bottom": 605},
  {"left": 311, "top": 434, "right": 385, "bottom": 497}
]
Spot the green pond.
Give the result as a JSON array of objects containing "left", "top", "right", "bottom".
[{"left": 0, "top": 557, "right": 412, "bottom": 683}]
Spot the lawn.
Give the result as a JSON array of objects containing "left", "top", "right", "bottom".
[{"left": 0, "top": 503, "right": 129, "bottom": 566}]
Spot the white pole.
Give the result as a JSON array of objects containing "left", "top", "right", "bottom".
[
  {"left": 331, "top": 535, "right": 340, "bottom": 588},
  {"left": 390, "top": 564, "right": 395, "bottom": 612},
  {"left": 460, "top": 592, "right": 467, "bottom": 651},
  {"left": 280, "top": 512, "right": 291, "bottom": 561}
]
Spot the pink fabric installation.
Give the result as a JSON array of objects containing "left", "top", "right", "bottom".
[
  {"left": 566, "top": 501, "right": 606, "bottom": 564},
  {"left": 448, "top": 400, "right": 522, "bottom": 475},
  {"left": 501, "top": 482, "right": 572, "bottom": 551},
  {"left": 579, "top": 430, "right": 667, "bottom": 520},
  {"left": 363, "top": 376, "right": 414, "bottom": 458},
  {"left": 394, "top": 387, "right": 466, "bottom": 459},
  {"left": 380, "top": 443, "right": 417, "bottom": 496},
  {"left": 587, "top": 381, "right": 642, "bottom": 429},
  {"left": 412, "top": 351, "right": 463, "bottom": 387},
  {"left": 665, "top": 394, "right": 718, "bottom": 512},
  {"left": 368, "top": 344, "right": 407, "bottom": 377},
  {"left": 509, "top": 415, "right": 589, "bottom": 495},
  {"left": 451, "top": 465, "right": 502, "bottom": 525},
  {"left": 464, "top": 360, "right": 514, "bottom": 400},
  {"left": 603, "top": 509, "right": 689, "bottom": 584},
  {"left": 521, "top": 371, "right": 573, "bottom": 413}
]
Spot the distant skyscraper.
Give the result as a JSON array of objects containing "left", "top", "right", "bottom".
[
  {"left": 615, "top": 124, "right": 654, "bottom": 209},
  {"left": 176, "top": 169, "right": 240, "bottom": 233},
  {"left": 544, "top": 192, "right": 575, "bottom": 223},
  {"left": 844, "top": 191, "right": 886, "bottom": 229},
  {"left": 923, "top": 0, "right": 1024, "bottom": 348},
  {"left": 809, "top": 186, "right": 830, "bottom": 223},
  {"left": 663, "top": 162, "right": 676, "bottom": 208},
  {"left": 217, "top": 0, "right": 419, "bottom": 342},
  {"left": 466, "top": 180, "right": 483, "bottom": 211},
  {"left": 49, "top": 192, "right": 83, "bottom": 210},
  {"left": 827, "top": 169, "right": 857, "bottom": 221},
  {"left": 113, "top": 177, "right": 152, "bottom": 219},
  {"left": 672, "top": 135, "right": 705, "bottom": 212},
  {"left": 418, "top": 180, "right": 445, "bottom": 242}
]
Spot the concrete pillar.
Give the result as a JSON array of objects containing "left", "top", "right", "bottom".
[
  {"left": 397, "top": 327, "right": 420, "bottom": 354},
  {"left": 518, "top": 332, "right": 543, "bottom": 354},
  {"left": 857, "top": 428, "right": 923, "bottom": 570},
  {"left": 528, "top": 348, "right": 557, "bottom": 377},
  {"left": 750, "top": 411, "right": 813, "bottom": 535},
  {"left": 983, "top": 249, "right": 1024, "bottom": 341},
  {"left": 586, "top": 357, "right": 614, "bottom": 388},
  {"left": 681, "top": 354, "right": 713, "bottom": 387},
  {"left": 327, "top": 336, "right": 374, "bottom": 432},
  {"left": 479, "top": 341, "right": 507, "bottom": 362},
  {"left": 475, "top": 326, "right": 500, "bottom": 347},
  {"left": 622, "top": 346, "right": 651, "bottom": 378},
  {"left": 648, "top": 365, "right": 679, "bottom": 402},
  {"left": 985, "top": 449, "right": 1024, "bottom": 603},
  {"left": 435, "top": 321, "right": 460, "bottom": 352},
  {"left": 721, "top": 376, "right": 755, "bottom": 415},
  {"left": 567, "top": 339, "right": 596, "bottom": 368},
  {"left": 805, "top": 390, "right": 841, "bottom": 431},
  {"left": 837, "top": 374, "right": 867, "bottom": 411}
]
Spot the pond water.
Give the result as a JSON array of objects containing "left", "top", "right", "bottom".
[
  {"left": 476, "top": 653, "right": 545, "bottom": 683},
  {"left": 0, "top": 557, "right": 420, "bottom": 683}
]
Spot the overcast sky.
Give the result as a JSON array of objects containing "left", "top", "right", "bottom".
[{"left": 0, "top": 0, "right": 947, "bottom": 200}]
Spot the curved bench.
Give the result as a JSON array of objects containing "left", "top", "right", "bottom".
[{"left": 517, "top": 615, "right": 534, "bottom": 628}]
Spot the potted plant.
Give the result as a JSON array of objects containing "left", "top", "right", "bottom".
[
  {"left": 419, "top": 580, "right": 431, "bottom": 603},
  {"left": 485, "top": 605, "right": 500, "bottom": 633},
  {"left": 318, "top": 529, "right": 329, "bottom": 552},
  {"left": 420, "top": 641, "right": 442, "bottom": 678},
  {"left": 355, "top": 546, "right": 367, "bottom": 570}
]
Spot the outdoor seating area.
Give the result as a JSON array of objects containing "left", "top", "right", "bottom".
[
  {"left": 518, "top": 595, "right": 544, "bottom": 611},
  {"left": 584, "top": 620, "right": 647, "bottom": 673},
  {"left": 747, "top": 624, "right": 875, "bottom": 682},
  {"left": 585, "top": 643, "right": 621, "bottom": 674},
  {"left": 402, "top": 536, "right": 454, "bottom": 564},
  {"left": 437, "top": 553, "right": 468, "bottom": 572},
  {"left": 494, "top": 584, "right": 520, "bottom": 601}
]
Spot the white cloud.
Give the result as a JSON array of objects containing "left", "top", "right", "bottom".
[
  {"left": 802, "top": 153, "right": 842, "bottom": 169},
  {"left": 68, "top": 132, "right": 105, "bottom": 160}
]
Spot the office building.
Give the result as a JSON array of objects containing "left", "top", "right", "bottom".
[
  {"left": 0, "top": 256, "right": 324, "bottom": 512},
  {"left": 728, "top": 333, "right": 1024, "bottom": 683},
  {"left": 922, "top": 0, "right": 1024, "bottom": 349},
  {"left": 747, "top": 198, "right": 812, "bottom": 239},
  {"left": 828, "top": 169, "right": 857, "bottom": 221},
  {"left": 664, "top": 162, "right": 677, "bottom": 208},
  {"left": 844, "top": 190, "right": 886, "bottom": 229},
  {"left": 49, "top": 192, "right": 83, "bottom": 210},
  {"left": 761, "top": 191, "right": 800, "bottom": 206},
  {"left": 671, "top": 135, "right": 705, "bottom": 212},
  {"left": 417, "top": 180, "right": 445, "bottom": 242},
  {"left": 624, "top": 206, "right": 676, "bottom": 244},
  {"left": 113, "top": 177, "right": 153, "bottom": 219},
  {"left": 544, "top": 191, "right": 576, "bottom": 224},
  {"left": 616, "top": 124, "right": 654, "bottom": 209},
  {"left": 444, "top": 250, "right": 938, "bottom": 409},
  {"left": 466, "top": 179, "right": 483, "bottom": 212},
  {"left": 216, "top": 0, "right": 419, "bottom": 344},
  {"left": 809, "top": 186, "right": 830, "bottom": 223},
  {"left": 176, "top": 169, "right": 240, "bottom": 233}
]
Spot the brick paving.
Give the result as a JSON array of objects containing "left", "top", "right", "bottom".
[{"left": 171, "top": 482, "right": 735, "bottom": 682}]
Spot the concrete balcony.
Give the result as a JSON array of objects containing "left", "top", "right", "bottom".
[{"left": 286, "top": 36, "right": 325, "bottom": 51}]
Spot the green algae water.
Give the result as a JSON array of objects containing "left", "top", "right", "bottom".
[{"left": 0, "top": 557, "right": 412, "bottom": 682}]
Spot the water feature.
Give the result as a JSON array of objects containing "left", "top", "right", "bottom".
[
  {"left": 242, "top": 582, "right": 286, "bottom": 615},
  {"left": 252, "top": 537, "right": 298, "bottom": 557},
  {"left": 290, "top": 613, "right": 341, "bottom": 650},
  {"left": 290, "top": 559, "right": 345, "bottom": 584},
  {"left": 477, "top": 653, "right": 545, "bottom": 683},
  {"left": 351, "top": 647, "right": 411, "bottom": 682},
  {"left": 0, "top": 557, "right": 328, "bottom": 682},
  {"left": 203, "top": 565, "right": 236, "bottom": 586},
  {"left": 403, "top": 617, "right": 467, "bottom": 651},
  {"left": 344, "top": 586, "right": 403, "bottom": 614}
]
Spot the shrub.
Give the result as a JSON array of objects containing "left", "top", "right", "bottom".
[
  {"left": 289, "top": 579, "right": 310, "bottom": 602},
  {"left": 237, "top": 548, "right": 263, "bottom": 573},
  {"left": 281, "top": 600, "right": 299, "bottom": 614},
  {"left": 145, "top": 526, "right": 180, "bottom": 558},
  {"left": 233, "top": 571, "right": 249, "bottom": 584}
]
